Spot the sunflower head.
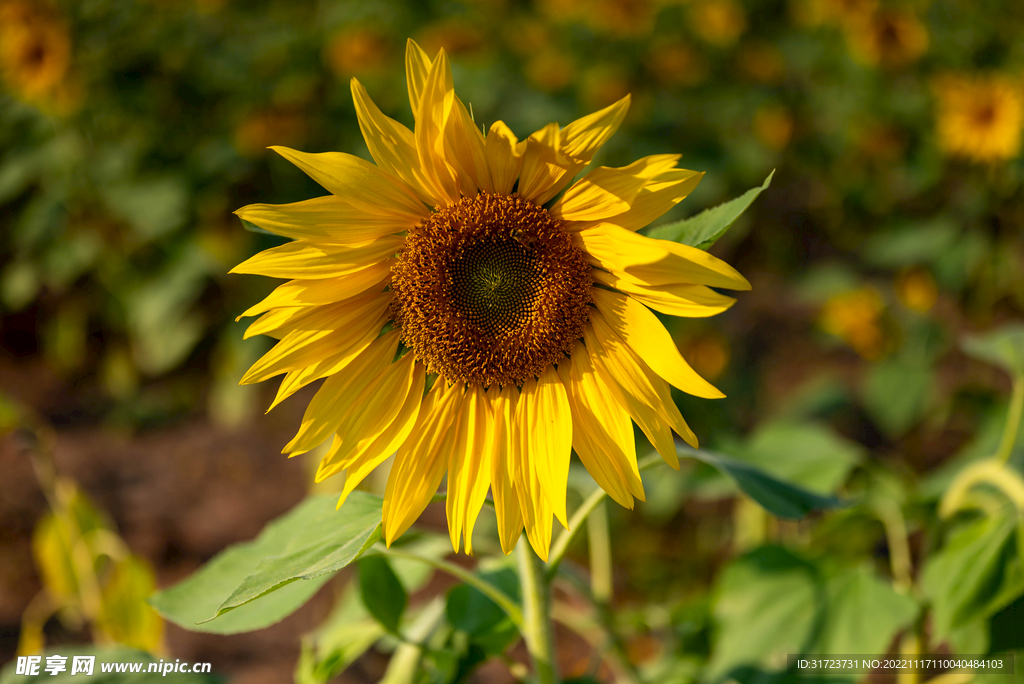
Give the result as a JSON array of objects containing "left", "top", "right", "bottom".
[
  {"left": 845, "top": 8, "right": 929, "bottom": 68},
  {"left": 233, "top": 39, "right": 749, "bottom": 559},
  {"left": 933, "top": 73, "right": 1024, "bottom": 163},
  {"left": 0, "top": 1, "right": 72, "bottom": 106}
]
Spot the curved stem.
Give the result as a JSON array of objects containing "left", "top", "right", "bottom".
[
  {"left": 994, "top": 373, "right": 1024, "bottom": 465},
  {"left": 518, "top": 542, "right": 559, "bottom": 684},
  {"left": 381, "top": 548, "right": 522, "bottom": 627}
]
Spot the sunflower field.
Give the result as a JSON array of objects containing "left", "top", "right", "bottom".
[{"left": 1, "top": 0, "right": 1024, "bottom": 682}]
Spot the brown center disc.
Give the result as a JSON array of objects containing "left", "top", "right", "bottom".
[{"left": 390, "top": 192, "right": 592, "bottom": 387}]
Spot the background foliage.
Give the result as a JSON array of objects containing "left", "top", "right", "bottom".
[{"left": 2, "top": 0, "right": 1024, "bottom": 681}]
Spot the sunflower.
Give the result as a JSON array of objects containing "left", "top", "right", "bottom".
[
  {"left": 933, "top": 73, "right": 1024, "bottom": 163},
  {"left": 233, "top": 40, "right": 749, "bottom": 560},
  {"left": 0, "top": 1, "right": 71, "bottom": 104}
]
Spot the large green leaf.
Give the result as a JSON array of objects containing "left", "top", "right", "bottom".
[
  {"left": 646, "top": 171, "right": 773, "bottom": 249},
  {"left": 445, "top": 562, "right": 521, "bottom": 656},
  {"left": 358, "top": 555, "right": 407, "bottom": 634},
  {"left": 922, "top": 507, "right": 1024, "bottom": 641},
  {"left": 739, "top": 421, "right": 862, "bottom": 494},
  {"left": 707, "top": 546, "right": 821, "bottom": 681},
  {"left": 812, "top": 566, "right": 919, "bottom": 655},
  {"left": 962, "top": 325, "right": 1024, "bottom": 377},
  {"left": 0, "top": 646, "right": 220, "bottom": 683},
  {"left": 679, "top": 447, "right": 848, "bottom": 519},
  {"left": 295, "top": 589, "right": 385, "bottom": 684},
  {"left": 862, "top": 357, "right": 934, "bottom": 437},
  {"left": 150, "top": 492, "right": 383, "bottom": 634}
]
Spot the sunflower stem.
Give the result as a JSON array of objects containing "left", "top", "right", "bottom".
[{"left": 518, "top": 542, "right": 560, "bottom": 684}]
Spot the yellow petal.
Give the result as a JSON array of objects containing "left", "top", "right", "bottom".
[
  {"left": 237, "top": 262, "right": 391, "bottom": 319},
  {"left": 240, "top": 291, "right": 391, "bottom": 384},
  {"left": 270, "top": 146, "right": 426, "bottom": 220},
  {"left": 549, "top": 165, "right": 649, "bottom": 222},
  {"left": 282, "top": 330, "right": 401, "bottom": 455},
  {"left": 619, "top": 154, "right": 684, "bottom": 179},
  {"left": 490, "top": 384, "right": 523, "bottom": 555},
  {"left": 351, "top": 78, "right": 439, "bottom": 204},
  {"left": 591, "top": 268, "right": 736, "bottom": 318},
  {"left": 444, "top": 96, "right": 493, "bottom": 196},
  {"left": 315, "top": 352, "right": 422, "bottom": 488},
  {"left": 414, "top": 49, "right": 459, "bottom": 205},
  {"left": 557, "top": 341, "right": 643, "bottom": 508},
  {"left": 246, "top": 297, "right": 368, "bottom": 340},
  {"left": 578, "top": 222, "right": 751, "bottom": 290},
  {"left": 383, "top": 380, "right": 463, "bottom": 545},
  {"left": 405, "top": 38, "right": 433, "bottom": 120},
  {"left": 235, "top": 196, "right": 413, "bottom": 243},
  {"left": 511, "top": 380, "right": 554, "bottom": 561},
  {"left": 446, "top": 385, "right": 495, "bottom": 554},
  {"left": 320, "top": 362, "right": 426, "bottom": 507},
  {"left": 513, "top": 365, "right": 573, "bottom": 560},
  {"left": 565, "top": 168, "right": 704, "bottom": 234},
  {"left": 485, "top": 121, "right": 526, "bottom": 196},
  {"left": 517, "top": 123, "right": 584, "bottom": 205},
  {"left": 592, "top": 288, "right": 723, "bottom": 399},
  {"left": 230, "top": 235, "right": 402, "bottom": 280},
  {"left": 583, "top": 321, "right": 698, "bottom": 468},
  {"left": 560, "top": 95, "right": 631, "bottom": 162}
]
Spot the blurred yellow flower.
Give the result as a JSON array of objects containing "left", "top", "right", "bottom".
[
  {"left": 753, "top": 104, "right": 795, "bottom": 151},
  {"left": 535, "top": 0, "right": 589, "bottom": 23},
  {"left": 819, "top": 287, "right": 886, "bottom": 360},
  {"left": 691, "top": 0, "right": 747, "bottom": 47},
  {"left": 502, "top": 17, "right": 552, "bottom": 55},
  {"left": 525, "top": 48, "right": 576, "bottom": 92},
  {"left": 895, "top": 267, "right": 937, "bottom": 313},
  {"left": 855, "top": 121, "right": 906, "bottom": 162},
  {"left": 845, "top": 8, "right": 928, "bottom": 68},
  {"left": 736, "top": 41, "right": 786, "bottom": 84},
  {"left": 416, "top": 19, "right": 488, "bottom": 59},
  {"left": 0, "top": 1, "right": 72, "bottom": 107},
  {"left": 233, "top": 109, "right": 307, "bottom": 157},
  {"left": 792, "top": 0, "right": 876, "bottom": 28},
  {"left": 933, "top": 73, "right": 1024, "bottom": 163},
  {"left": 579, "top": 64, "right": 632, "bottom": 110},
  {"left": 325, "top": 28, "right": 391, "bottom": 77},
  {"left": 682, "top": 331, "right": 731, "bottom": 381},
  {"left": 233, "top": 39, "right": 749, "bottom": 559},
  {"left": 646, "top": 42, "right": 708, "bottom": 87},
  {"left": 586, "top": 0, "right": 657, "bottom": 37}
]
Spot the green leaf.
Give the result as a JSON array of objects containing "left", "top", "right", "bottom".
[
  {"left": 646, "top": 171, "right": 773, "bottom": 250},
  {"left": 679, "top": 447, "right": 849, "bottom": 519},
  {"left": 445, "top": 563, "right": 521, "bottom": 655},
  {"left": 358, "top": 555, "right": 408, "bottom": 634},
  {"left": 962, "top": 325, "right": 1024, "bottom": 377},
  {"left": 862, "top": 218, "right": 959, "bottom": 268},
  {"left": 740, "top": 421, "right": 862, "bottom": 494},
  {"left": 0, "top": 646, "right": 220, "bottom": 683},
  {"left": 707, "top": 546, "right": 821, "bottom": 680},
  {"left": 150, "top": 492, "right": 383, "bottom": 634},
  {"left": 811, "top": 566, "right": 918, "bottom": 654},
  {"left": 101, "top": 176, "right": 188, "bottom": 242},
  {"left": 295, "top": 589, "right": 385, "bottom": 684},
  {"left": 922, "top": 507, "right": 1024, "bottom": 641},
  {"left": 862, "top": 358, "right": 934, "bottom": 437}
]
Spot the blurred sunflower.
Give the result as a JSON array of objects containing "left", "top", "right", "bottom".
[
  {"left": 233, "top": 40, "right": 749, "bottom": 559},
  {"left": 0, "top": 0, "right": 72, "bottom": 106},
  {"left": 845, "top": 8, "right": 928, "bottom": 68},
  {"left": 933, "top": 73, "right": 1023, "bottom": 163}
]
